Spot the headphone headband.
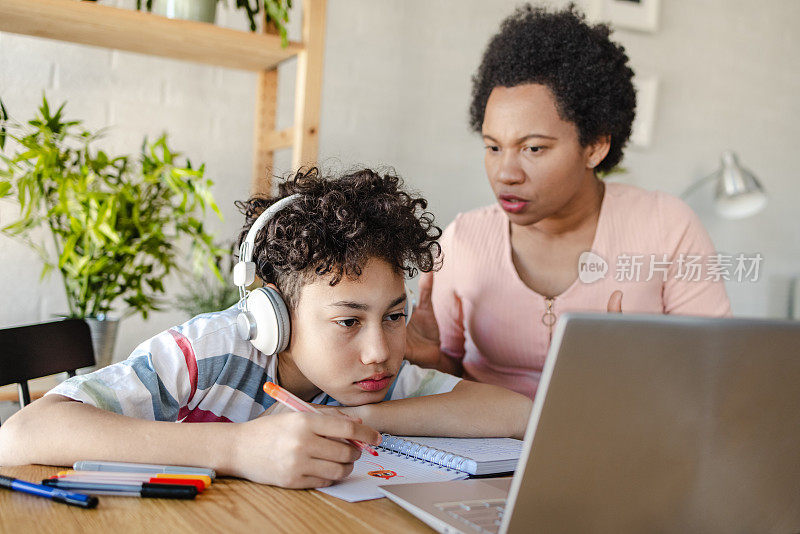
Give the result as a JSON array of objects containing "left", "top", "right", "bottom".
[{"left": 240, "top": 194, "right": 301, "bottom": 264}]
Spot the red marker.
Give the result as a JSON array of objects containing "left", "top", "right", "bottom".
[
  {"left": 263, "top": 382, "right": 379, "bottom": 456},
  {"left": 56, "top": 470, "right": 211, "bottom": 488},
  {"left": 50, "top": 475, "right": 206, "bottom": 492}
]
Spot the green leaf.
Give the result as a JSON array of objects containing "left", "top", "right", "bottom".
[
  {"left": 0, "top": 97, "right": 8, "bottom": 150},
  {"left": 40, "top": 262, "right": 54, "bottom": 281},
  {"left": 59, "top": 234, "right": 79, "bottom": 268},
  {"left": 1, "top": 94, "right": 225, "bottom": 320},
  {"left": 97, "top": 222, "right": 121, "bottom": 242}
]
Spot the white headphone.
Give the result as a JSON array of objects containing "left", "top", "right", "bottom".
[
  {"left": 233, "top": 194, "right": 299, "bottom": 355},
  {"left": 233, "top": 194, "right": 415, "bottom": 356}
]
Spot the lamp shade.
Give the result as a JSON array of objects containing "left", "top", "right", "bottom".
[{"left": 713, "top": 150, "right": 767, "bottom": 219}]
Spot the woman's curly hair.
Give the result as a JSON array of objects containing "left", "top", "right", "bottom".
[
  {"left": 235, "top": 167, "right": 441, "bottom": 309},
  {"left": 469, "top": 3, "right": 636, "bottom": 173}
]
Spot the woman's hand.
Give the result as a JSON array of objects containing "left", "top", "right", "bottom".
[
  {"left": 405, "top": 272, "right": 444, "bottom": 368},
  {"left": 607, "top": 290, "right": 623, "bottom": 313},
  {"left": 232, "top": 411, "right": 381, "bottom": 488}
]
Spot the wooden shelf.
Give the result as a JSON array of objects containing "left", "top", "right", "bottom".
[
  {"left": 0, "top": 0, "right": 327, "bottom": 189},
  {"left": 0, "top": 0, "right": 304, "bottom": 71}
]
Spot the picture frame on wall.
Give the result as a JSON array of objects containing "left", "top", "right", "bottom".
[
  {"left": 630, "top": 75, "right": 659, "bottom": 148},
  {"left": 588, "top": 0, "right": 661, "bottom": 33}
]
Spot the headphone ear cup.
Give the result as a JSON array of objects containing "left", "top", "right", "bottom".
[{"left": 245, "top": 287, "right": 291, "bottom": 355}]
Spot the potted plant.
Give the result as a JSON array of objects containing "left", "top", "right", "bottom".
[
  {"left": 130, "top": 0, "right": 293, "bottom": 45},
  {"left": 0, "top": 96, "right": 225, "bottom": 368},
  {"left": 148, "top": 0, "right": 220, "bottom": 25}
]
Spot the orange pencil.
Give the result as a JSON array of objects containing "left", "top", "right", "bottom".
[{"left": 263, "top": 382, "right": 379, "bottom": 456}]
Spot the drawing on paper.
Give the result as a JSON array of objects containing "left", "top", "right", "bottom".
[{"left": 364, "top": 460, "right": 403, "bottom": 480}]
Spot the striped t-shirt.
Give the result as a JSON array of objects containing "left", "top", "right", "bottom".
[{"left": 47, "top": 306, "right": 461, "bottom": 423}]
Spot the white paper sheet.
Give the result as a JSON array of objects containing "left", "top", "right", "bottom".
[{"left": 316, "top": 451, "right": 467, "bottom": 502}]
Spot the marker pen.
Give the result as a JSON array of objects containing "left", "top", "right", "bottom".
[
  {"left": 0, "top": 475, "right": 98, "bottom": 508},
  {"left": 56, "top": 471, "right": 211, "bottom": 487},
  {"left": 42, "top": 479, "right": 197, "bottom": 499},
  {"left": 72, "top": 460, "right": 215, "bottom": 479},
  {"left": 263, "top": 381, "right": 379, "bottom": 456},
  {"left": 49, "top": 475, "right": 205, "bottom": 492}
]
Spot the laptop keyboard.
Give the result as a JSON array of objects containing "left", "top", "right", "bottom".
[{"left": 434, "top": 498, "right": 506, "bottom": 533}]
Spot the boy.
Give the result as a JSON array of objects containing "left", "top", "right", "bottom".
[{"left": 0, "top": 167, "right": 532, "bottom": 488}]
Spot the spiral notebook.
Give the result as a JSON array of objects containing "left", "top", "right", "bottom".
[
  {"left": 317, "top": 435, "right": 523, "bottom": 502},
  {"left": 377, "top": 435, "right": 523, "bottom": 475}
]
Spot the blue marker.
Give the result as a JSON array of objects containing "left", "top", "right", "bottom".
[{"left": 0, "top": 475, "right": 98, "bottom": 508}]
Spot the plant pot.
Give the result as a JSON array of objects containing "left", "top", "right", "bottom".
[
  {"left": 152, "top": 0, "right": 217, "bottom": 24},
  {"left": 84, "top": 316, "right": 120, "bottom": 370}
]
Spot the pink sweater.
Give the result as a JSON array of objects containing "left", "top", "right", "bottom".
[{"left": 431, "top": 182, "right": 731, "bottom": 398}]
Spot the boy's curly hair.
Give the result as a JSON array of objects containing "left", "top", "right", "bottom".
[
  {"left": 469, "top": 3, "right": 636, "bottom": 173},
  {"left": 235, "top": 167, "right": 441, "bottom": 310}
]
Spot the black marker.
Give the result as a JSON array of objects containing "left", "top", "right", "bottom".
[{"left": 43, "top": 479, "right": 197, "bottom": 499}]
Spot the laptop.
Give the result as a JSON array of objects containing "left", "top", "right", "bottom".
[{"left": 379, "top": 313, "right": 800, "bottom": 533}]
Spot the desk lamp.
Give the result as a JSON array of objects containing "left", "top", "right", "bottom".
[{"left": 681, "top": 150, "right": 767, "bottom": 219}]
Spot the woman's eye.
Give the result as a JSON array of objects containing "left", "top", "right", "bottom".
[
  {"left": 485, "top": 145, "right": 500, "bottom": 152},
  {"left": 386, "top": 312, "right": 407, "bottom": 323},
  {"left": 336, "top": 318, "right": 359, "bottom": 328}
]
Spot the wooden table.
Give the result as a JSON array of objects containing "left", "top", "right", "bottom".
[{"left": 0, "top": 465, "right": 434, "bottom": 533}]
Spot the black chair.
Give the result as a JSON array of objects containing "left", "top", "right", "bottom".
[{"left": 0, "top": 319, "right": 95, "bottom": 418}]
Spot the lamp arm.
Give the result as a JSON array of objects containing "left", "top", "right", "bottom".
[{"left": 680, "top": 172, "right": 717, "bottom": 200}]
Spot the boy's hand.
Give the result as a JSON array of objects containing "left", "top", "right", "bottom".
[
  {"left": 311, "top": 405, "right": 363, "bottom": 424},
  {"left": 233, "top": 411, "right": 380, "bottom": 488},
  {"left": 260, "top": 402, "right": 362, "bottom": 423}
]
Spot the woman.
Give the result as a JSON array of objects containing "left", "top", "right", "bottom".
[{"left": 406, "top": 4, "right": 730, "bottom": 398}]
